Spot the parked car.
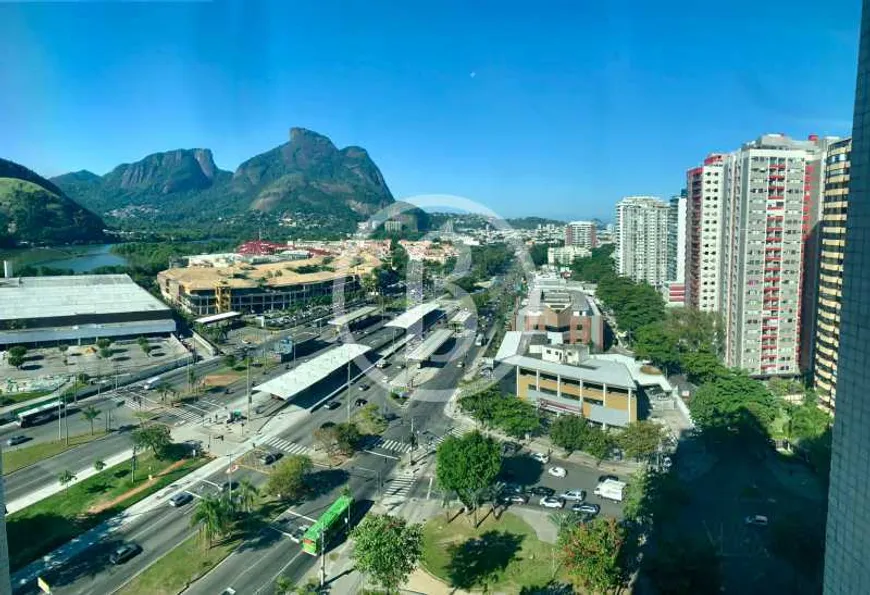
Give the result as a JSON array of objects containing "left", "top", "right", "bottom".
[
  {"left": 547, "top": 466, "right": 567, "bottom": 478},
  {"left": 324, "top": 401, "right": 341, "bottom": 410},
  {"left": 528, "top": 485, "right": 555, "bottom": 497},
  {"left": 531, "top": 452, "right": 550, "bottom": 464},
  {"left": 572, "top": 503, "right": 600, "bottom": 515},
  {"left": 500, "top": 493, "right": 529, "bottom": 505},
  {"left": 502, "top": 442, "right": 521, "bottom": 456},
  {"left": 354, "top": 398, "right": 368, "bottom": 407},
  {"left": 220, "top": 481, "right": 239, "bottom": 493},
  {"left": 259, "top": 452, "right": 278, "bottom": 465},
  {"left": 539, "top": 496, "right": 564, "bottom": 509},
  {"left": 358, "top": 384, "right": 369, "bottom": 391},
  {"left": 109, "top": 543, "right": 142, "bottom": 565},
  {"left": 169, "top": 492, "right": 193, "bottom": 507},
  {"left": 745, "top": 515, "right": 769, "bottom": 526},
  {"left": 500, "top": 483, "right": 523, "bottom": 495},
  {"left": 560, "top": 489, "right": 587, "bottom": 502},
  {"left": 598, "top": 474, "right": 619, "bottom": 483},
  {"left": 6, "top": 435, "right": 28, "bottom": 447}
]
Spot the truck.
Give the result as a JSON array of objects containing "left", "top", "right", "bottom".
[{"left": 593, "top": 479, "right": 626, "bottom": 503}]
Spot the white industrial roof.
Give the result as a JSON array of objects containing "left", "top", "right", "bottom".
[
  {"left": 253, "top": 343, "right": 371, "bottom": 400},
  {"left": 385, "top": 302, "right": 440, "bottom": 330},
  {"left": 195, "top": 311, "right": 241, "bottom": 325},
  {"left": 406, "top": 328, "right": 453, "bottom": 361},
  {"left": 0, "top": 275, "right": 170, "bottom": 321},
  {"left": 0, "top": 319, "right": 177, "bottom": 345},
  {"left": 501, "top": 353, "right": 636, "bottom": 389},
  {"left": 328, "top": 306, "right": 378, "bottom": 327}
]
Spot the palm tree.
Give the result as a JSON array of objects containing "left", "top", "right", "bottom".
[
  {"left": 234, "top": 479, "right": 259, "bottom": 514},
  {"left": 190, "top": 495, "right": 233, "bottom": 549},
  {"left": 94, "top": 459, "right": 106, "bottom": 473},
  {"left": 58, "top": 470, "right": 76, "bottom": 492},
  {"left": 82, "top": 405, "right": 101, "bottom": 435}
]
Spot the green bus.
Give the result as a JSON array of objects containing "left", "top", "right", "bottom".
[{"left": 301, "top": 495, "right": 353, "bottom": 555}]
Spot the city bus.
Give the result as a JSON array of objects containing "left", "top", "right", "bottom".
[
  {"left": 16, "top": 399, "right": 64, "bottom": 427},
  {"left": 301, "top": 494, "right": 353, "bottom": 555}
]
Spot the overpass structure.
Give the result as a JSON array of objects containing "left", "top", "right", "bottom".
[
  {"left": 406, "top": 328, "right": 453, "bottom": 362},
  {"left": 254, "top": 343, "right": 371, "bottom": 400},
  {"left": 327, "top": 305, "right": 378, "bottom": 328},
  {"left": 385, "top": 302, "right": 441, "bottom": 331}
]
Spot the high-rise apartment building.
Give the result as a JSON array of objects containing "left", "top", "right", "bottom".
[
  {"left": 564, "top": 221, "right": 597, "bottom": 249},
  {"left": 719, "top": 134, "right": 829, "bottom": 377},
  {"left": 813, "top": 138, "right": 851, "bottom": 413},
  {"left": 615, "top": 196, "right": 670, "bottom": 288},
  {"left": 685, "top": 154, "right": 726, "bottom": 312},
  {"left": 823, "top": 7, "right": 870, "bottom": 590},
  {"left": 664, "top": 191, "right": 687, "bottom": 306}
]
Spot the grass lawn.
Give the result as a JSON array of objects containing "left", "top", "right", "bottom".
[
  {"left": 116, "top": 533, "right": 241, "bottom": 595},
  {"left": 421, "top": 512, "right": 566, "bottom": 593},
  {"left": 3, "top": 431, "right": 108, "bottom": 475},
  {"left": 6, "top": 451, "right": 209, "bottom": 571},
  {"left": 0, "top": 389, "right": 51, "bottom": 406}
]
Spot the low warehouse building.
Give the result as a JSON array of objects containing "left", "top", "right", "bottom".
[{"left": 0, "top": 274, "right": 176, "bottom": 347}]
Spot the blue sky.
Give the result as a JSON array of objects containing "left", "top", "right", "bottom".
[{"left": 0, "top": 1, "right": 861, "bottom": 221}]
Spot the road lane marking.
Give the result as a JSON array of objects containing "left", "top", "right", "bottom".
[{"left": 362, "top": 449, "right": 399, "bottom": 460}]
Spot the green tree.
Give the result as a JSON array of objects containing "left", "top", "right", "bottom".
[
  {"left": 570, "top": 245, "right": 616, "bottom": 283},
  {"left": 223, "top": 354, "right": 237, "bottom": 369},
  {"left": 645, "top": 538, "right": 722, "bottom": 595},
  {"left": 93, "top": 459, "right": 106, "bottom": 473},
  {"left": 490, "top": 397, "right": 542, "bottom": 438},
  {"left": 335, "top": 422, "right": 361, "bottom": 455},
  {"left": 358, "top": 404, "right": 388, "bottom": 434},
  {"left": 632, "top": 322, "right": 679, "bottom": 374},
  {"left": 529, "top": 244, "right": 551, "bottom": 267},
  {"left": 7, "top": 345, "right": 26, "bottom": 368},
  {"left": 436, "top": 431, "right": 502, "bottom": 513},
  {"left": 265, "top": 454, "right": 313, "bottom": 501},
  {"left": 58, "top": 469, "right": 77, "bottom": 492},
  {"left": 550, "top": 415, "right": 589, "bottom": 453},
  {"left": 680, "top": 350, "right": 727, "bottom": 385},
  {"left": 689, "top": 371, "right": 778, "bottom": 446},
  {"left": 190, "top": 495, "right": 234, "bottom": 549},
  {"left": 351, "top": 513, "right": 423, "bottom": 593},
  {"left": 666, "top": 307, "right": 720, "bottom": 354},
  {"left": 616, "top": 421, "right": 664, "bottom": 461},
  {"left": 131, "top": 424, "right": 172, "bottom": 459},
  {"left": 582, "top": 425, "right": 614, "bottom": 462},
  {"left": 234, "top": 479, "right": 259, "bottom": 514},
  {"left": 81, "top": 405, "right": 101, "bottom": 435},
  {"left": 789, "top": 402, "right": 831, "bottom": 443},
  {"left": 98, "top": 346, "right": 112, "bottom": 359},
  {"left": 559, "top": 517, "right": 627, "bottom": 594},
  {"left": 96, "top": 337, "right": 112, "bottom": 350}
]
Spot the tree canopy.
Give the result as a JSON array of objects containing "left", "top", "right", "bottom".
[
  {"left": 351, "top": 513, "right": 423, "bottom": 593},
  {"left": 570, "top": 245, "right": 616, "bottom": 283},
  {"left": 265, "top": 454, "right": 313, "bottom": 501},
  {"left": 559, "top": 517, "right": 627, "bottom": 594},
  {"left": 645, "top": 538, "right": 722, "bottom": 595},
  {"left": 436, "top": 431, "right": 502, "bottom": 510},
  {"left": 131, "top": 425, "right": 172, "bottom": 459},
  {"left": 689, "top": 371, "right": 778, "bottom": 445},
  {"left": 617, "top": 421, "right": 665, "bottom": 461},
  {"left": 460, "top": 388, "right": 542, "bottom": 439},
  {"left": 595, "top": 275, "right": 666, "bottom": 336}
]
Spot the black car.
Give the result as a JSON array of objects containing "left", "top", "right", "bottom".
[
  {"left": 501, "top": 441, "right": 521, "bottom": 456},
  {"left": 169, "top": 492, "right": 193, "bottom": 507},
  {"left": 109, "top": 543, "right": 141, "bottom": 565},
  {"left": 598, "top": 474, "right": 620, "bottom": 484},
  {"left": 6, "top": 435, "right": 28, "bottom": 447},
  {"left": 500, "top": 493, "right": 529, "bottom": 505},
  {"left": 220, "top": 481, "right": 239, "bottom": 493},
  {"left": 528, "top": 485, "right": 555, "bottom": 497},
  {"left": 258, "top": 452, "right": 278, "bottom": 465},
  {"left": 354, "top": 398, "right": 368, "bottom": 407},
  {"left": 323, "top": 401, "right": 341, "bottom": 410}
]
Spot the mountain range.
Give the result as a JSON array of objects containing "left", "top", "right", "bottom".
[
  {"left": 0, "top": 158, "right": 105, "bottom": 247},
  {"left": 51, "top": 127, "right": 414, "bottom": 235}
]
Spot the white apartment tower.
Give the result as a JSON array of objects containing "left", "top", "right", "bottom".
[
  {"left": 564, "top": 221, "right": 597, "bottom": 249},
  {"left": 719, "top": 134, "right": 829, "bottom": 376},
  {"left": 685, "top": 154, "right": 726, "bottom": 312},
  {"left": 615, "top": 196, "right": 670, "bottom": 288}
]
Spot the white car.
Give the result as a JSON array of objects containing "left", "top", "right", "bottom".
[
  {"left": 531, "top": 452, "right": 550, "bottom": 464},
  {"left": 539, "top": 496, "right": 564, "bottom": 509},
  {"left": 547, "top": 466, "right": 567, "bottom": 478},
  {"left": 745, "top": 515, "right": 769, "bottom": 526}
]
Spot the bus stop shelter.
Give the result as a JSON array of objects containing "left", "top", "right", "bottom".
[{"left": 253, "top": 343, "right": 371, "bottom": 400}]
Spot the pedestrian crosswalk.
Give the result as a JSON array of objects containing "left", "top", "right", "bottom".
[
  {"left": 260, "top": 436, "right": 314, "bottom": 456},
  {"left": 371, "top": 438, "right": 413, "bottom": 453},
  {"left": 383, "top": 476, "right": 415, "bottom": 499},
  {"left": 429, "top": 426, "right": 471, "bottom": 448}
]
